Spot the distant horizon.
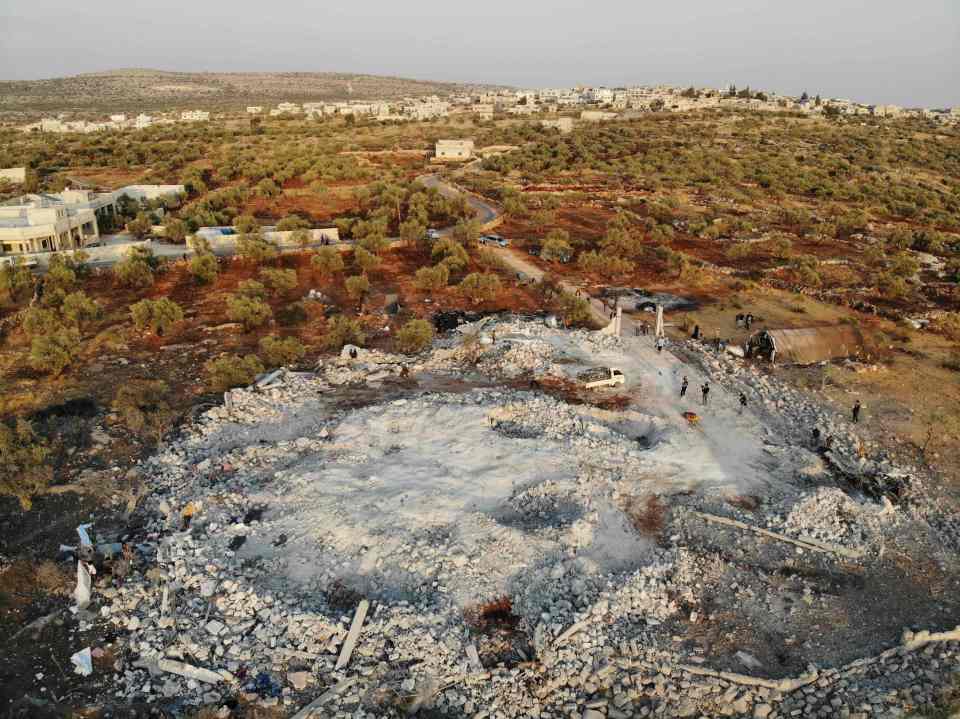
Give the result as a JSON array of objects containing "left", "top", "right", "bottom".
[
  {"left": 1, "top": 0, "right": 957, "bottom": 108},
  {"left": 2, "top": 66, "right": 957, "bottom": 111}
]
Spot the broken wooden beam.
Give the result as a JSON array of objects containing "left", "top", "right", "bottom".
[
  {"left": 689, "top": 511, "right": 865, "bottom": 559},
  {"left": 291, "top": 676, "right": 358, "bottom": 719},
  {"left": 335, "top": 599, "right": 369, "bottom": 670}
]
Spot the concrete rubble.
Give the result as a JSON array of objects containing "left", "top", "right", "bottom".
[{"left": 74, "top": 318, "right": 958, "bottom": 717}]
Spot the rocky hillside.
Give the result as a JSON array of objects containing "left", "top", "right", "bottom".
[{"left": 0, "top": 68, "right": 491, "bottom": 114}]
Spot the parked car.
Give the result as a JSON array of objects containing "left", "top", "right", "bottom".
[
  {"left": 0, "top": 256, "right": 38, "bottom": 268},
  {"left": 578, "top": 367, "right": 626, "bottom": 389},
  {"left": 426, "top": 229, "right": 441, "bottom": 241}
]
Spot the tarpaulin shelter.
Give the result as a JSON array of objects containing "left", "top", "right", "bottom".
[{"left": 746, "top": 325, "right": 864, "bottom": 365}]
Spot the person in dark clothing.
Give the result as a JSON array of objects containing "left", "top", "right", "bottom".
[
  {"left": 738, "top": 392, "right": 747, "bottom": 414},
  {"left": 852, "top": 400, "right": 862, "bottom": 423},
  {"left": 634, "top": 325, "right": 640, "bottom": 337},
  {"left": 745, "top": 314, "right": 754, "bottom": 330},
  {"left": 811, "top": 427, "right": 821, "bottom": 448},
  {"left": 349, "top": 347, "right": 358, "bottom": 359},
  {"left": 642, "top": 321, "right": 649, "bottom": 336},
  {"left": 680, "top": 376, "right": 688, "bottom": 398},
  {"left": 692, "top": 325, "right": 701, "bottom": 340},
  {"left": 701, "top": 382, "right": 710, "bottom": 404}
]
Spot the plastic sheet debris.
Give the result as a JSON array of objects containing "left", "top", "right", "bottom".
[
  {"left": 77, "top": 523, "right": 94, "bottom": 547},
  {"left": 157, "top": 658, "right": 224, "bottom": 684},
  {"left": 71, "top": 647, "right": 93, "bottom": 676},
  {"left": 246, "top": 671, "right": 282, "bottom": 697},
  {"left": 74, "top": 561, "right": 93, "bottom": 609}
]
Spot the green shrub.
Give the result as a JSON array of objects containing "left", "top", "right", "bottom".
[
  {"left": 164, "top": 218, "right": 188, "bottom": 243},
  {"left": 354, "top": 247, "right": 381, "bottom": 275},
  {"left": 226, "top": 294, "right": 272, "bottom": 330},
  {"left": 126, "top": 211, "right": 153, "bottom": 238},
  {"left": 30, "top": 326, "right": 80, "bottom": 375},
  {"left": 259, "top": 267, "right": 298, "bottom": 294},
  {"left": 259, "top": 335, "right": 306, "bottom": 367},
  {"left": 541, "top": 237, "right": 573, "bottom": 263},
  {"left": 322, "top": 315, "right": 366, "bottom": 350},
  {"left": 0, "top": 258, "right": 35, "bottom": 301},
  {"left": 558, "top": 292, "right": 593, "bottom": 327},
  {"left": 577, "top": 251, "right": 635, "bottom": 278},
  {"left": 414, "top": 264, "right": 450, "bottom": 292},
  {"left": 189, "top": 253, "right": 219, "bottom": 284},
  {"left": 45, "top": 255, "right": 77, "bottom": 294},
  {"left": 112, "top": 379, "right": 174, "bottom": 444},
  {"left": 114, "top": 249, "right": 155, "bottom": 288},
  {"left": 236, "top": 279, "right": 268, "bottom": 299},
  {"left": 395, "top": 319, "right": 435, "bottom": 354},
  {"left": 345, "top": 274, "right": 370, "bottom": 300},
  {"left": 432, "top": 238, "right": 470, "bottom": 273},
  {"left": 237, "top": 232, "right": 279, "bottom": 263},
  {"left": 21, "top": 306, "right": 61, "bottom": 338},
  {"left": 130, "top": 297, "right": 184, "bottom": 335},
  {"left": 60, "top": 291, "right": 100, "bottom": 327},
  {"left": 312, "top": 246, "right": 345, "bottom": 278},
  {"left": 277, "top": 301, "right": 309, "bottom": 326},
  {"left": 0, "top": 419, "right": 52, "bottom": 510},
  {"left": 458, "top": 272, "right": 501, "bottom": 305},
  {"left": 204, "top": 354, "right": 265, "bottom": 393}
]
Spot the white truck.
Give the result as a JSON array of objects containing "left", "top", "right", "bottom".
[{"left": 578, "top": 367, "right": 626, "bottom": 389}]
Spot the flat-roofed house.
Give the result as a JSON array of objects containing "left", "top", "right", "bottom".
[{"left": 435, "top": 139, "right": 475, "bottom": 161}]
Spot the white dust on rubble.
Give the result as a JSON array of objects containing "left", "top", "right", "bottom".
[{"left": 87, "top": 317, "right": 956, "bottom": 716}]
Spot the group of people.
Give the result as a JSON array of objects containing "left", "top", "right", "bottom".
[{"left": 735, "top": 313, "right": 756, "bottom": 330}]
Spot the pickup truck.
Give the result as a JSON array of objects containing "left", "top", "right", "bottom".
[
  {"left": 480, "top": 234, "right": 510, "bottom": 247},
  {"left": 578, "top": 367, "right": 626, "bottom": 389}
]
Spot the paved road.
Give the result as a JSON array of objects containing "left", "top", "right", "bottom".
[
  {"left": 489, "top": 246, "right": 628, "bottom": 330},
  {"left": 416, "top": 173, "right": 499, "bottom": 227}
]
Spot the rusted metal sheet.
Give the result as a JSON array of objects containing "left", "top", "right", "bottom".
[{"left": 751, "top": 325, "right": 864, "bottom": 365}]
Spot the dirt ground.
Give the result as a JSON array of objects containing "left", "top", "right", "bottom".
[{"left": 661, "top": 285, "right": 960, "bottom": 490}]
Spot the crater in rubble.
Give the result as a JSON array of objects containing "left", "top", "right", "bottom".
[{"left": 224, "top": 392, "right": 659, "bottom": 609}]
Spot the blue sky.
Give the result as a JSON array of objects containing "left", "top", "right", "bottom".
[{"left": 1, "top": 0, "right": 957, "bottom": 106}]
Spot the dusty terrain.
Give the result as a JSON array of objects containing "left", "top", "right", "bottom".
[
  {"left": 1, "top": 109, "right": 960, "bottom": 717},
  {"left": 28, "top": 318, "right": 959, "bottom": 718}
]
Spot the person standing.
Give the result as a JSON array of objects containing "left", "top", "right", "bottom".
[
  {"left": 701, "top": 382, "right": 710, "bottom": 405},
  {"left": 680, "top": 376, "right": 688, "bottom": 398},
  {"left": 852, "top": 400, "right": 862, "bottom": 424},
  {"left": 656, "top": 336, "right": 665, "bottom": 353},
  {"left": 738, "top": 392, "right": 747, "bottom": 414}
]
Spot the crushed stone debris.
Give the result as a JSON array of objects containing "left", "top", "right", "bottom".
[{"left": 71, "top": 318, "right": 959, "bottom": 717}]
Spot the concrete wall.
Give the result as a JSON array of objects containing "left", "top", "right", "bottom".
[{"left": 0, "top": 167, "right": 26, "bottom": 184}]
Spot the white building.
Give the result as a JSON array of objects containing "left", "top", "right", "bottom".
[
  {"left": 181, "top": 110, "right": 210, "bottom": 122},
  {"left": 542, "top": 117, "right": 574, "bottom": 134},
  {"left": 0, "top": 168, "right": 27, "bottom": 185},
  {"left": 246, "top": 106, "right": 263, "bottom": 114},
  {"left": 435, "top": 139, "right": 475, "bottom": 161},
  {"left": 586, "top": 87, "right": 615, "bottom": 104},
  {"left": 135, "top": 114, "right": 154, "bottom": 129},
  {"left": 0, "top": 195, "right": 99, "bottom": 255},
  {"left": 0, "top": 185, "right": 185, "bottom": 259},
  {"left": 580, "top": 110, "right": 618, "bottom": 122},
  {"left": 271, "top": 102, "right": 302, "bottom": 116},
  {"left": 109, "top": 114, "right": 127, "bottom": 124}
]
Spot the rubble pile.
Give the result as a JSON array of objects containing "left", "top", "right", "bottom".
[
  {"left": 774, "top": 488, "right": 894, "bottom": 550},
  {"left": 677, "top": 338, "right": 960, "bottom": 549},
  {"left": 65, "top": 320, "right": 960, "bottom": 717}
]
